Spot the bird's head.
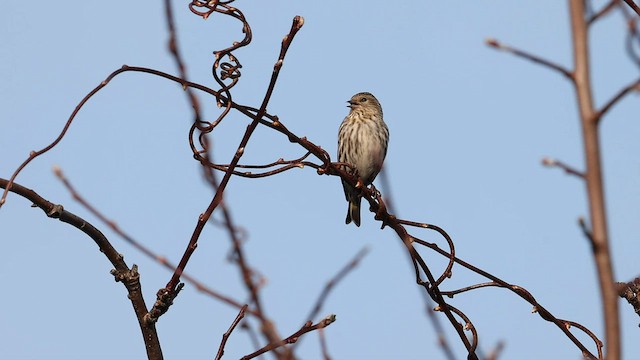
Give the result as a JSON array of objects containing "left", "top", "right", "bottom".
[{"left": 347, "top": 92, "right": 382, "bottom": 113}]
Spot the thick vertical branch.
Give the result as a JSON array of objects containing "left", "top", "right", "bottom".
[{"left": 568, "top": 1, "right": 619, "bottom": 359}]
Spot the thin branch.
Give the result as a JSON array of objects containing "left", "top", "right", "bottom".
[
  {"left": 485, "top": 341, "right": 505, "bottom": 360},
  {"left": 318, "top": 328, "right": 331, "bottom": 360},
  {"left": 0, "top": 177, "right": 163, "bottom": 360},
  {"left": 161, "top": 14, "right": 305, "bottom": 305},
  {"left": 304, "top": 247, "right": 369, "bottom": 323},
  {"left": 486, "top": 38, "right": 574, "bottom": 80},
  {"left": 164, "top": 0, "right": 201, "bottom": 121},
  {"left": 588, "top": 0, "right": 619, "bottom": 24},
  {"left": 596, "top": 77, "right": 640, "bottom": 121},
  {"left": 240, "top": 315, "right": 336, "bottom": 360},
  {"left": 203, "top": 153, "right": 287, "bottom": 357},
  {"left": 541, "top": 157, "right": 585, "bottom": 178},
  {"left": 578, "top": 216, "right": 596, "bottom": 248},
  {"left": 51, "top": 167, "right": 258, "bottom": 318},
  {"left": 622, "top": 0, "right": 640, "bottom": 17},
  {"left": 215, "top": 304, "right": 249, "bottom": 360},
  {"left": 420, "top": 291, "right": 457, "bottom": 360}
]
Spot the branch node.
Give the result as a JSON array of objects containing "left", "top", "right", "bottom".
[
  {"left": 46, "top": 204, "right": 64, "bottom": 218},
  {"left": 147, "top": 283, "right": 185, "bottom": 324}
]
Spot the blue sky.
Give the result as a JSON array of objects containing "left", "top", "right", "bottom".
[{"left": 1, "top": 1, "right": 639, "bottom": 359}]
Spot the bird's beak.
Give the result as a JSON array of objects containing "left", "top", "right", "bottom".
[{"left": 347, "top": 100, "right": 356, "bottom": 108}]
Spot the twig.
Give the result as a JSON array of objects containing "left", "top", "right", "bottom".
[
  {"left": 622, "top": 0, "right": 640, "bottom": 17},
  {"left": 485, "top": 38, "right": 574, "bottom": 80},
  {"left": 290, "top": 247, "right": 369, "bottom": 351},
  {"left": 215, "top": 304, "right": 248, "bottom": 360},
  {"left": 161, "top": 14, "right": 305, "bottom": 308},
  {"left": 240, "top": 321, "right": 264, "bottom": 359},
  {"left": 203, "top": 152, "right": 286, "bottom": 357},
  {"left": 0, "top": 177, "right": 163, "bottom": 360},
  {"left": 485, "top": 341, "right": 506, "bottom": 360},
  {"left": 420, "top": 291, "right": 457, "bottom": 360},
  {"left": 578, "top": 216, "right": 596, "bottom": 248},
  {"left": 164, "top": 0, "right": 201, "bottom": 121},
  {"left": 541, "top": 157, "right": 585, "bottom": 178},
  {"left": 304, "top": 247, "right": 369, "bottom": 324},
  {"left": 596, "top": 77, "right": 640, "bottom": 121},
  {"left": 318, "top": 328, "right": 331, "bottom": 360},
  {"left": 51, "top": 167, "right": 259, "bottom": 318},
  {"left": 240, "top": 315, "right": 336, "bottom": 360},
  {"left": 588, "top": 0, "right": 619, "bottom": 24}
]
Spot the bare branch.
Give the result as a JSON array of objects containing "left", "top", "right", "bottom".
[
  {"left": 588, "top": 0, "right": 619, "bottom": 24},
  {"left": 596, "top": 77, "right": 640, "bottom": 121},
  {"left": 164, "top": 0, "right": 201, "bottom": 121},
  {"left": 578, "top": 216, "right": 596, "bottom": 248},
  {"left": 485, "top": 341, "right": 505, "bottom": 360},
  {"left": 317, "top": 328, "right": 331, "bottom": 360},
  {"left": 215, "top": 305, "right": 249, "bottom": 360},
  {"left": 569, "top": 1, "right": 620, "bottom": 357},
  {"left": 541, "top": 157, "right": 585, "bottom": 178},
  {"left": 162, "top": 15, "right": 305, "bottom": 309},
  {"left": 240, "top": 315, "right": 336, "bottom": 360},
  {"left": 485, "top": 38, "right": 574, "bottom": 80},
  {"left": 0, "top": 176, "right": 163, "bottom": 360},
  {"left": 305, "top": 247, "right": 369, "bottom": 323},
  {"left": 51, "top": 168, "right": 258, "bottom": 317},
  {"left": 622, "top": 0, "right": 640, "bottom": 17}
]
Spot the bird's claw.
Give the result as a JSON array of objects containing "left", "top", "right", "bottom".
[{"left": 372, "top": 189, "right": 390, "bottom": 229}]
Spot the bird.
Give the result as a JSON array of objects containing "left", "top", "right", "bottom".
[{"left": 337, "top": 92, "right": 389, "bottom": 227}]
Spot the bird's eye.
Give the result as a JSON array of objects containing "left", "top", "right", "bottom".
[{"left": 360, "top": 97, "right": 367, "bottom": 102}]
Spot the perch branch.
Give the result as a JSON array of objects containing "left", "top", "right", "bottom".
[{"left": 0, "top": 177, "right": 163, "bottom": 360}]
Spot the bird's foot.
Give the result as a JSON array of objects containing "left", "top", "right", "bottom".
[{"left": 373, "top": 189, "right": 390, "bottom": 229}]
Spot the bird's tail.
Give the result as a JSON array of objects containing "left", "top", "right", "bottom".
[{"left": 346, "top": 196, "right": 361, "bottom": 227}]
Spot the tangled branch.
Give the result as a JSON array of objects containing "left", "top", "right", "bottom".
[{"left": 2, "top": 2, "right": 613, "bottom": 359}]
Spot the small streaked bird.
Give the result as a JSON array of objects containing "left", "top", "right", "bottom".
[{"left": 338, "top": 92, "right": 389, "bottom": 227}]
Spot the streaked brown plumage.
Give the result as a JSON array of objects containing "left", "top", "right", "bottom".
[{"left": 337, "top": 92, "right": 389, "bottom": 226}]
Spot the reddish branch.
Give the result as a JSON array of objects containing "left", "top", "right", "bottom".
[
  {"left": 485, "top": 38, "right": 573, "bottom": 80},
  {"left": 240, "top": 315, "right": 336, "bottom": 360},
  {"left": 215, "top": 305, "right": 249, "bottom": 360},
  {"left": 541, "top": 157, "right": 585, "bottom": 178},
  {"left": 0, "top": 177, "right": 163, "bottom": 360},
  {"left": 487, "top": 2, "right": 636, "bottom": 357},
  {"left": 165, "top": 1, "right": 290, "bottom": 355},
  {"left": 291, "top": 247, "right": 369, "bottom": 352},
  {"left": 164, "top": 0, "right": 201, "bottom": 120},
  {"left": 51, "top": 166, "right": 258, "bottom": 317},
  {"left": 588, "top": 0, "right": 619, "bottom": 24},
  {"left": 304, "top": 247, "right": 369, "bottom": 324},
  {"left": 622, "top": 0, "right": 640, "bottom": 17},
  {"left": 569, "top": 2, "right": 619, "bottom": 358}
]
